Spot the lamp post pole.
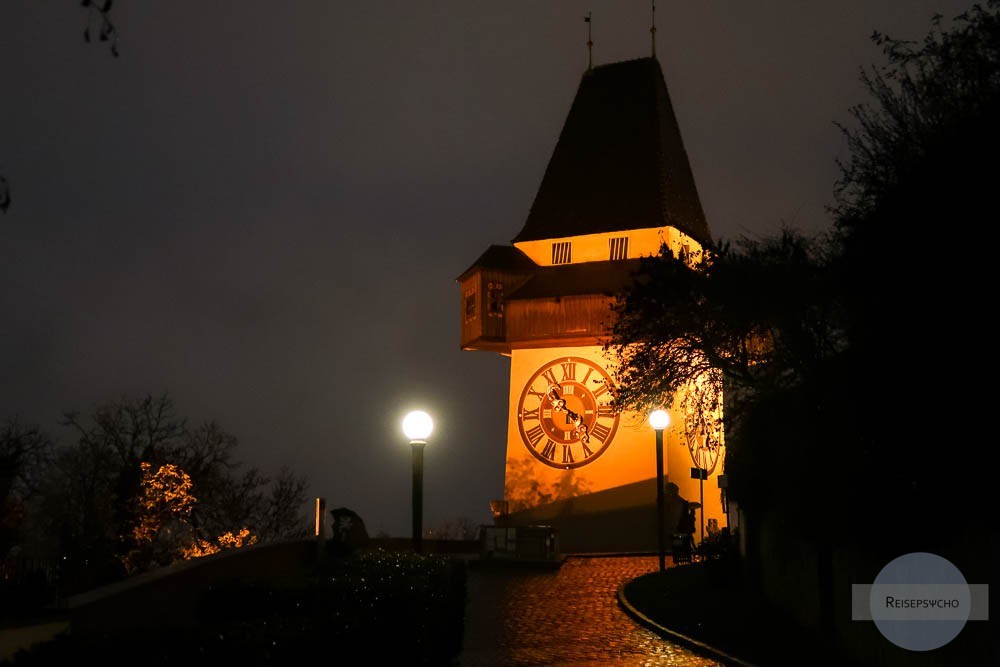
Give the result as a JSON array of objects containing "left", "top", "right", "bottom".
[
  {"left": 649, "top": 409, "right": 670, "bottom": 573},
  {"left": 402, "top": 410, "right": 433, "bottom": 556},
  {"left": 411, "top": 440, "right": 425, "bottom": 554},
  {"left": 655, "top": 427, "right": 666, "bottom": 572},
  {"left": 698, "top": 449, "right": 705, "bottom": 544}
]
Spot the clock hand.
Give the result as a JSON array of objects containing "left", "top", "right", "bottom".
[{"left": 545, "top": 383, "right": 591, "bottom": 445}]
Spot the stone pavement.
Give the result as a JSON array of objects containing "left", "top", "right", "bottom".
[{"left": 459, "top": 555, "right": 728, "bottom": 666}]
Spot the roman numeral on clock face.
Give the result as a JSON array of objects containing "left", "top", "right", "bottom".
[
  {"left": 561, "top": 362, "right": 576, "bottom": 381},
  {"left": 597, "top": 405, "right": 615, "bottom": 418},
  {"left": 525, "top": 425, "right": 544, "bottom": 447},
  {"left": 562, "top": 444, "right": 574, "bottom": 464},
  {"left": 591, "top": 423, "right": 611, "bottom": 443},
  {"left": 541, "top": 368, "right": 558, "bottom": 385},
  {"left": 522, "top": 407, "right": 539, "bottom": 421},
  {"left": 540, "top": 439, "right": 557, "bottom": 460}
]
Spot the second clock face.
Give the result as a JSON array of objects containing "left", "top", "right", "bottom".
[{"left": 516, "top": 356, "right": 620, "bottom": 469}]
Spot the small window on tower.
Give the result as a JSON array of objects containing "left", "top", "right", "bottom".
[
  {"left": 609, "top": 236, "right": 629, "bottom": 260},
  {"left": 464, "top": 290, "right": 477, "bottom": 322},
  {"left": 487, "top": 282, "right": 504, "bottom": 317},
  {"left": 551, "top": 242, "right": 572, "bottom": 265}
]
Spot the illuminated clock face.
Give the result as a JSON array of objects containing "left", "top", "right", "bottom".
[
  {"left": 682, "top": 391, "right": 724, "bottom": 475},
  {"left": 516, "top": 356, "right": 620, "bottom": 469}
]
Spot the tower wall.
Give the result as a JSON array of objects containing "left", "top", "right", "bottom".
[{"left": 502, "top": 344, "right": 725, "bottom": 552}]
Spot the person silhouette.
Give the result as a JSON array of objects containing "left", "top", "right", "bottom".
[{"left": 677, "top": 501, "right": 697, "bottom": 556}]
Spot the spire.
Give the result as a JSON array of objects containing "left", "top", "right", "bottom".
[
  {"left": 651, "top": 1, "right": 657, "bottom": 58},
  {"left": 511, "top": 58, "right": 711, "bottom": 246},
  {"left": 585, "top": 12, "right": 593, "bottom": 71}
]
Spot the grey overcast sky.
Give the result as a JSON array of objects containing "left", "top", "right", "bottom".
[{"left": 0, "top": 1, "right": 974, "bottom": 536}]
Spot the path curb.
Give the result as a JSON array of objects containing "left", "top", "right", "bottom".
[{"left": 616, "top": 581, "right": 759, "bottom": 667}]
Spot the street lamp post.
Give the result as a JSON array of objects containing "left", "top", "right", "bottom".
[
  {"left": 698, "top": 449, "right": 706, "bottom": 544},
  {"left": 402, "top": 410, "right": 433, "bottom": 555},
  {"left": 649, "top": 409, "right": 671, "bottom": 572}
]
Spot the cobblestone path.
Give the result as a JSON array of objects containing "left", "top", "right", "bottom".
[{"left": 459, "top": 555, "right": 726, "bottom": 666}]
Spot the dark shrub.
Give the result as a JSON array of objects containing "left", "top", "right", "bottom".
[{"left": 2, "top": 548, "right": 467, "bottom": 666}]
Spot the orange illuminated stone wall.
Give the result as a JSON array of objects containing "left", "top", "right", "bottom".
[
  {"left": 513, "top": 225, "right": 704, "bottom": 266},
  {"left": 504, "top": 344, "right": 726, "bottom": 542}
]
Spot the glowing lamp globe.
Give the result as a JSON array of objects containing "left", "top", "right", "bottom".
[
  {"left": 402, "top": 410, "right": 434, "bottom": 442},
  {"left": 649, "top": 409, "right": 670, "bottom": 431}
]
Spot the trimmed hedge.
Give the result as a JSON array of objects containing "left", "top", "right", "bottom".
[{"left": 3, "top": 548, "right": 467, "bottom": 666}]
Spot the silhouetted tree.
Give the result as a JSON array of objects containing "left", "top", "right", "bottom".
[
  {"left": 25, "top": 393, "right": 308, "bottom": 588},
  {"left": 53, "top": 393, "right": 185, "bottom": 577},
  {"left": 0, "top": 418, "right": 52, "bottom": 556},
  {"left": 827, "top": 0, "right": 998, "bottom": 544},
  {"left": 172, "top": 421, "right": 309, "bottom": 546},
  {"left": 2, "top": 2, "right": 119, "bottom": 214},
  {"left": 80, "top": 0, "right": 120, "bottom": 57},
  {"left": 607, "top": 2, "right": 998, "bottom": 547},
  {"left": 606, "top": 228, "right": 841, "bottom": 423},
  {"left": 427, "top": 517, "right": 479, "bottom": 541}
]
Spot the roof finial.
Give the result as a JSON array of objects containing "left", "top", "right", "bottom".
[
  {"left": 585, "top": 12, "right": 593, "bottom": 71},
  {"left": 651, "top": 1, "right": 657, "bottom": 58}
]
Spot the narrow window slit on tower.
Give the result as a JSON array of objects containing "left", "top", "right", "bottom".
[
  {"left": 552, "top": 242, "right": 572, "bottom": 265},
  {"left": 464, "top": 290, "right": 477, "bottom": 322},
  {"left": 609, "top": 236, "right": 629, "bottom": 260},
  {"left": 487, "top": 282, "right": 504, "bottom": 317}
]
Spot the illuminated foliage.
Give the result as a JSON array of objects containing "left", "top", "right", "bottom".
[
  {"left": 126, "top": 462, "right": 264, "bottom": 570},
  {"left": 182, "top": 527, "right": 259, "bottom": 559},
  {"left": 27, "top": 393, "right": 307, "bottom": 588},
  {"left": 122, "top": 462, "right": 197, "bottom": 574}
]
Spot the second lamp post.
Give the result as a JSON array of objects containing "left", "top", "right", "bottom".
[
  {"left": 402, "top": 410, "right": 433, "bottom": 554},
  {"left": 649, "top": 409, "right": 670, "bottom": 572}
]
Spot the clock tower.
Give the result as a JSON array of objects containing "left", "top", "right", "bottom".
[{"left": 458, "top": 57, "right": 726, "bottom": 553}]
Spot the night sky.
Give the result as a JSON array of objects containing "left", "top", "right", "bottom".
[{"left": 1, "top": 1, "right": 972, "bottom": 536}]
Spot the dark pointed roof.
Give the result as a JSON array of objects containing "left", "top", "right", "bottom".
[
  {"left": 512, "top": 57, "right": 711, "bottom": 246},
  {"left": 456, "top": 244, "right": 537, "bottom": 282}
]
